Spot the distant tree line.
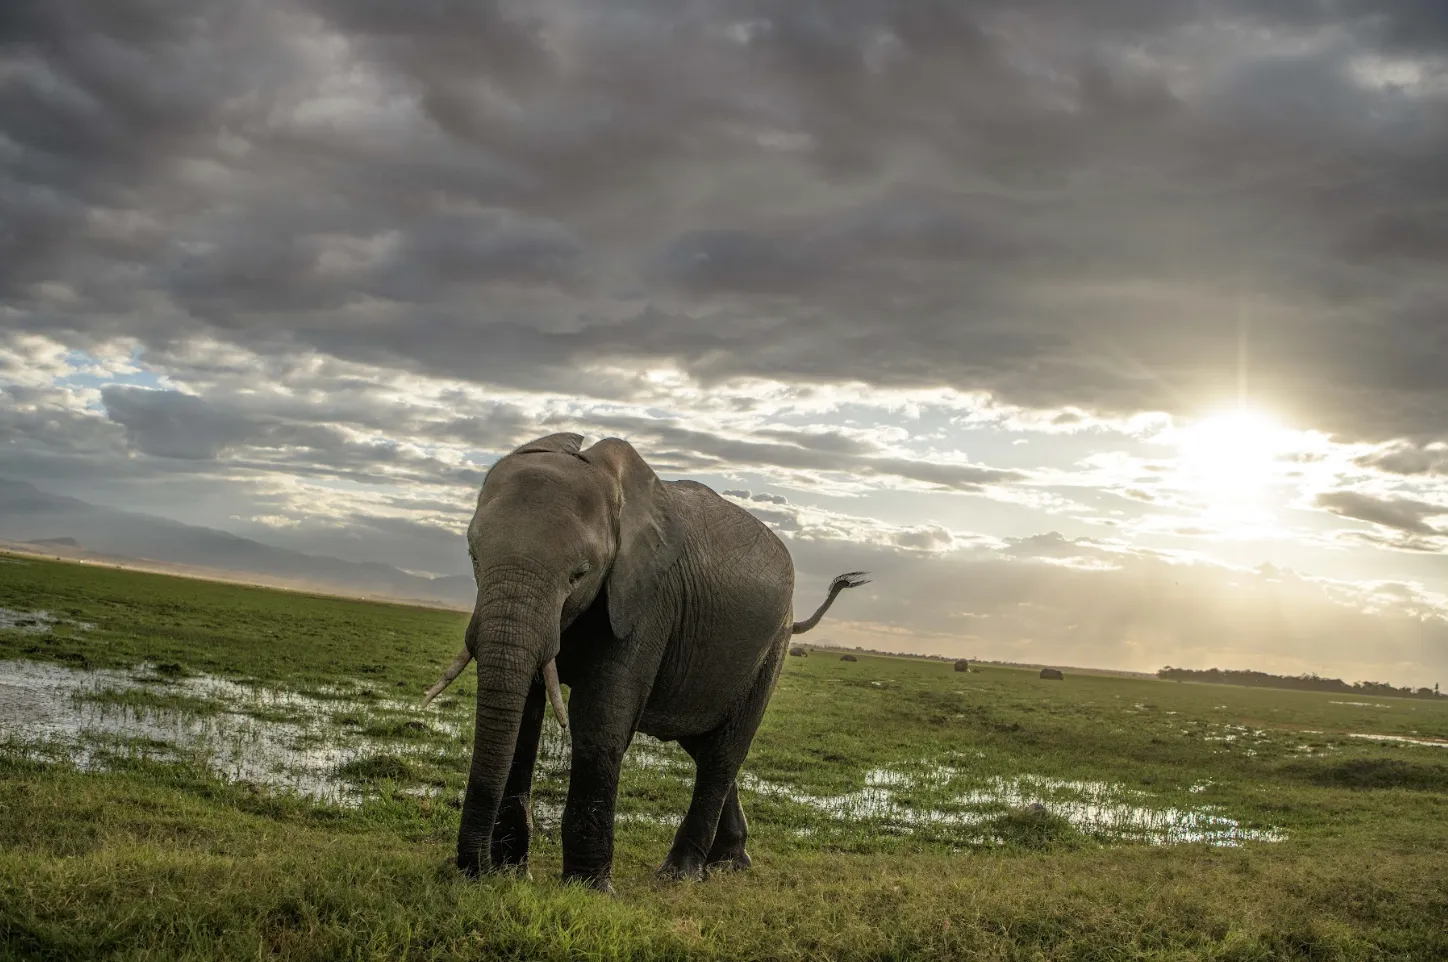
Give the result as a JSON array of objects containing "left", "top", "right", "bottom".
[
  {"left": 807, "top": 643, "right": 969, "bottom": 663},
  {"left": 1158, "top": 666, "right": 1443, "bottom": 700}
]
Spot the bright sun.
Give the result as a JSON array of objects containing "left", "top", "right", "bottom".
[{"left": 1174, "top": 406, "right": 1286, "bottom": 500}]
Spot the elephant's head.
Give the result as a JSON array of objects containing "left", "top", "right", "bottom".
[{"left": 450, "top": 432, "right": 680, "bottom": 872}]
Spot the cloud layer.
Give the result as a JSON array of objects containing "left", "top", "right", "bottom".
[
  {"left": 4, "top": 1, "right": 1448, "bottom": 684},
  {"left": 7, "top": 0, "right": 1448, "bottom": 438}
]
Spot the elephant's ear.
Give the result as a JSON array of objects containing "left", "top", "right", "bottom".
[
  {"left": 580, "top": 438, "right": 682, "bottom": 641},
  {"left": 509, "top": 433, "right": 584, "bottom": 457}
]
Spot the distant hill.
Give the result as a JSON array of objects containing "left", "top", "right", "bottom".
[
  {"left": 28, "top": 537, "right": 80, "bottom": 548},
  {"left": 0, "top": 478, "right": 473, "bottom": 609}
]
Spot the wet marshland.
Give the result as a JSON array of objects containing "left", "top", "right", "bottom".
[{"left": 11, "top": 645, "right": 1441, "bottom": 851}]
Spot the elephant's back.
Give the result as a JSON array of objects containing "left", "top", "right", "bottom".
[
  {"left": 640, "top": 480, "right": 794, "bottom": 737},
  {"left": 663, "top": 479, "right": 791, "bottom": 560}
]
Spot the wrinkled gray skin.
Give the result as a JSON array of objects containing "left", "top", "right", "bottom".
[{"left": 421, "top": 433, "right": 867, "bottom": 893}]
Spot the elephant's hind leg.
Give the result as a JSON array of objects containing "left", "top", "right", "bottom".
[
  {"left": 704, "top": 781, "right": 751, "bottom": 871},
  {"left": 659, "top": 637, "right": 785, "bottom": 881},
  {"left": 659, "top": 732, "right": 737, "bottom": 882}
]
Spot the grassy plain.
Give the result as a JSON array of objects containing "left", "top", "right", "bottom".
[{"left": 2, "top": 553, "right": 1446, "bottom": 960}]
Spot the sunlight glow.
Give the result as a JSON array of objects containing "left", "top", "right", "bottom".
[{"left": 1176, "top": 407, "right": 1285, "bottom": 497}]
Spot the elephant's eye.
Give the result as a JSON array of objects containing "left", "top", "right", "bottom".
[{"left": 569, "top": 561, "right": 592, "bottom": 584}]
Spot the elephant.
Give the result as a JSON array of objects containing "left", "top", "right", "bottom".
[{"left": 420, "top": 433, "right": 868, "bottom": 893}]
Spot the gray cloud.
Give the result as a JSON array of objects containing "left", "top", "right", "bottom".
[
  {"left": 1355, "top": 442, "right": 1448, "bottom": 477},
  {"left": 1315, "top": 490, "right": 1448, "bottom": 538},
  {"left": 3, "top": 336, "right": 1024, "bottom": 508},
  {"left": 2, "top": 0, "right": 1445, "bottom": 446},
  {"left": 103, "top": 387, "right": 267, "bottom": 460},
  {"left": 95, "top": 384, "right": 496, "bottom": 489},
  {"left": 571, "top": 415, "right": 1026, "bottom": 491},
  {"left": 6, "top": 0, "right": 1448, "bottom": 688},
  {"left": 745, "top": 505, "right": 801, "bottom": 533}
]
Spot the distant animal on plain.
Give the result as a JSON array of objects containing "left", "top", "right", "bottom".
[
  {"left": 840, "top": 653, "right": 857, "bottom": 662},
  {"left": 789, "top": 647, "right": 808, "bottom": 657},
  {"left": 1040, "top": 668, "right": 1064, "bottom": 680},
  {"left": 421, "top": 433, "right": 867, "bottom": 893},
  {"left": 954, "top": 659, "right": 969, "bottom": 672}
]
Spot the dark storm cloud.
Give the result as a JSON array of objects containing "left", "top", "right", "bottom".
[
  {"left": 374, "top": 212, "right": 585, "bottom": 295},
  {"left": 4, "top": 0, "right": 1448, "bottom": 446}
]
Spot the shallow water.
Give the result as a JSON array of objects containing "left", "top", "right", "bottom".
[
  {"left": 0, "top": 659, "right": 448, "bottom": 804},
  {"left": 739, "top": 764, "right": 1285, "bottom": 846},
  {"left": 1347, "top": 732, "right": 1448, "bottom": 748},
  {"left": 0, "top": 607, "right": 97, "bottom": 633},
  {"left": 1, "top": 658, "right": 1290, "bottom": 846}
]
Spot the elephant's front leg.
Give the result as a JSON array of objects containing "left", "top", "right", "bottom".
[
  {"left": 559, "top": 682, "right": 640, "bottom": 894},
  {"left": 491, "top": 681, "right": 547, "bottom": 874}
]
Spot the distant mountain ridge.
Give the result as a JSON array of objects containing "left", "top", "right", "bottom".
[{"left": 0, "top": 477, "right": 474, "bottom": 608}]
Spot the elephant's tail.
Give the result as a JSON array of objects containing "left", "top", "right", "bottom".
[
  {"left": 792, "top": 571, "right": 870, "bottom": 634},
  {"left": 420, "top": 646, "right": 473, "bottom": 708}
]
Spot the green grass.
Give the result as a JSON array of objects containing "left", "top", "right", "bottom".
[{"left": 3, "top": 552, "right": 1447, "bottom": 960}]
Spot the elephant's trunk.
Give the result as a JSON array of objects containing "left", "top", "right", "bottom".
[{"left": 455, "top": 568, "right": 563, "bottom": 875}]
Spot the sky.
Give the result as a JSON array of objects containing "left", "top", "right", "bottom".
[{"left": 3, "top": 0, "right": 1448, "bottom": 687}]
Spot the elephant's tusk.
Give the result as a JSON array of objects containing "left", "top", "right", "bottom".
[
  {"left": 420, "top": 647, "right": 473, "bottom": 708},
  {"left": 542, "top": 658, "right": 568, "bottom": 730}
]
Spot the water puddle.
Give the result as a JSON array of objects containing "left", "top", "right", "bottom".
[
  {"left": 0, "top": 608, "right": 94, "bottom": 633},
  {"left": 737, "top": 763, "right": 1285, "bottom": 847},
  {"left": 1331, "top": 701, "right": 1391, "bottom": 709},
  {"left": 0, "top": 659, "right": 455, "bottom": 804},
  {"left": 1347, "top": 732, "right": 1448, "bottom": 748},
  {"left": 0, "top": 658, "right": 1289, "bottom": 847}
]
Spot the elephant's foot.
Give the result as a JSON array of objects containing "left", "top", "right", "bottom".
[
  {"left": 491, "top": 805, "right": 533, "bottom": 871},
  {"left": 458, "top": 853, "right": 532, "bottom": 881},
  {"left": 490, "top": 843, "right": 531, "bottom": 877},
  {"left": 656, "top": 851, "right": 708, "bottom": 882},
  {"left": 562, "top": 868, "right": 615, "bottom": 896},
  {"left": 705, "top": 848, "right": 751, "bottom": 872},
  {"left": 457, "top": 848, "right": 486, "bottom": 877}
]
